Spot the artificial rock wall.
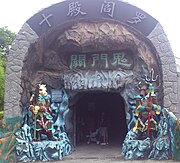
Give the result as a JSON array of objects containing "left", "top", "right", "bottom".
[
  {"left": 4, "top": 16, "right": 179, "bottom": 119},
  {"left": 148, "top": 23, "right": 179, "bottom": 118},
  {"left": 4, "top": 23, "right": 39, "bottom": 117}
]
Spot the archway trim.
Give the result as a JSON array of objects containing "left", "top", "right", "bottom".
[{"left": 27, "top": 0, "right": 158, "bottom": 37}]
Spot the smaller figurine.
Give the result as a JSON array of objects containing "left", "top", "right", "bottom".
[{"left": 29, "top": 84, "right": 56, "bottom": 141}]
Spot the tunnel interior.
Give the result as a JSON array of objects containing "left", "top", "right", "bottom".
[{"left": 74, "top": 91, "right": 128, "bottom": 146}]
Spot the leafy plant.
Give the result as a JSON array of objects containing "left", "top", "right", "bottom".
[{"left": 0, "top": 27, "right": 16, "bottom": 115}]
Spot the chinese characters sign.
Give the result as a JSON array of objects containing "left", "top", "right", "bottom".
[
  {"left": 127, "top": 11, "right": 146, "bottom": 24},
  {"left": 66, "top": 1, "right": 115, "bottom": 18},
  {"left": 100, "top": 1, "right": 115, "bottom": 18},
  {"left": 67, "top": 2, "right": 87, "bottom": 17},
  {"left": 27, "top": 0, "right": 157, "bottom": 37},
  {"left": 67, "top": 50, "right": 134, "bottom": 70}
]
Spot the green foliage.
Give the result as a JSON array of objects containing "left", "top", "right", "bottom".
[
  {"left": 0, "top": 26, "right": 16, "bottom": 59},
  {"left": 0, "top": 111, "right": 3, "bottom": 119},
  {"left": 0, "top": 58, "right": 5, "bottom": 112},
  {"left": 0, "top": 27, "right": 16, "bottom": 114}
]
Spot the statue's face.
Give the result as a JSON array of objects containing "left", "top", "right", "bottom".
[
  {"left": 140, "top": 85, "right": 148, "bottom": 96},
  {"left": 39, "top": 84, "right": 47, "bottom": 96}
]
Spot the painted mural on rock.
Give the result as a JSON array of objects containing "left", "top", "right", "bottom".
[{"left": 0, "top": 117, "right": 22, "bottom": 163}]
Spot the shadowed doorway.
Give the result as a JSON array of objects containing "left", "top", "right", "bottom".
[{"left": 74, "top": 92, "right": 128, "bottom": 147}]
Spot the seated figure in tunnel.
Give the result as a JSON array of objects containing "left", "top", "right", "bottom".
[
  {"left": 29, "top": 84, "right": 56, "bottom": 141},
  {"left": 99, "top": 112, "right": 109, "bottom": 145},
  {"left": 133, "top": 81, "right": 160, "bottom": 140}
]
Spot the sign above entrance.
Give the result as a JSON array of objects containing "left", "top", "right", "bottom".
[
  {"left": 63, "top": 50, "right": 134, "bottom": 70},
  {"left": 27, "top": 0, "right": 158, "bottom": 37}
]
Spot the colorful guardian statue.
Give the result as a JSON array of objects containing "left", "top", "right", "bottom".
[
  {"left": 15, "top": 84, "right": 72, "bottom": 162},
  {"left": 133, "top": 81, "right": 160, "bottom": 140},
  {"left": 122, "top": 69, "right": 177, "bottom": 160},
  {"left": 29, "top": 84, "right": 55, "bottom": 140}
]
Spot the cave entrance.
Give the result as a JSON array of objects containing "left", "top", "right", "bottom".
[{"left": 73, "top": 91, "right": 127, "bottom": 147}]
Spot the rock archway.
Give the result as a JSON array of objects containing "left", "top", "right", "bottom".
[
  {"left": 2, "top": 0, "right": 179, "bottom": 161},
  {"left": 17, "top": 21, "right": 162, "bottom": 129},
  {"left": 11, "top": 21, "right": 163, "bottom": 111},
  {"left": 4, "top": 0, "right": 178, "bottom": 118}
]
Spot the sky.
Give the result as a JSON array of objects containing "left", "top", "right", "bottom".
[{"left": 0, "top": 0, "right": 180, "bottom": 58}]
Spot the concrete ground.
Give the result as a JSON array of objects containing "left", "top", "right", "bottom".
[{"left": 39, "top": 142, "right": 179, "bottom": 163}]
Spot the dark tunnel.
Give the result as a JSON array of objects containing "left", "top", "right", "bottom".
[{"left": 75, "top": 92, "right": 128, "bottom": 146}]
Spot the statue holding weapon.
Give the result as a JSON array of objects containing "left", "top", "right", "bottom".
[{"left": 133, "top": 69, "right": 161, "bottom": 140}]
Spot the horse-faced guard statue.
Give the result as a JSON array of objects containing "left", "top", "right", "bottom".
[
  {"left": 133, "top": 70, "right": 160, "bottom": 141},
  {"left": 122, "top": 68, "right": 177, "bottom": 160}
]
